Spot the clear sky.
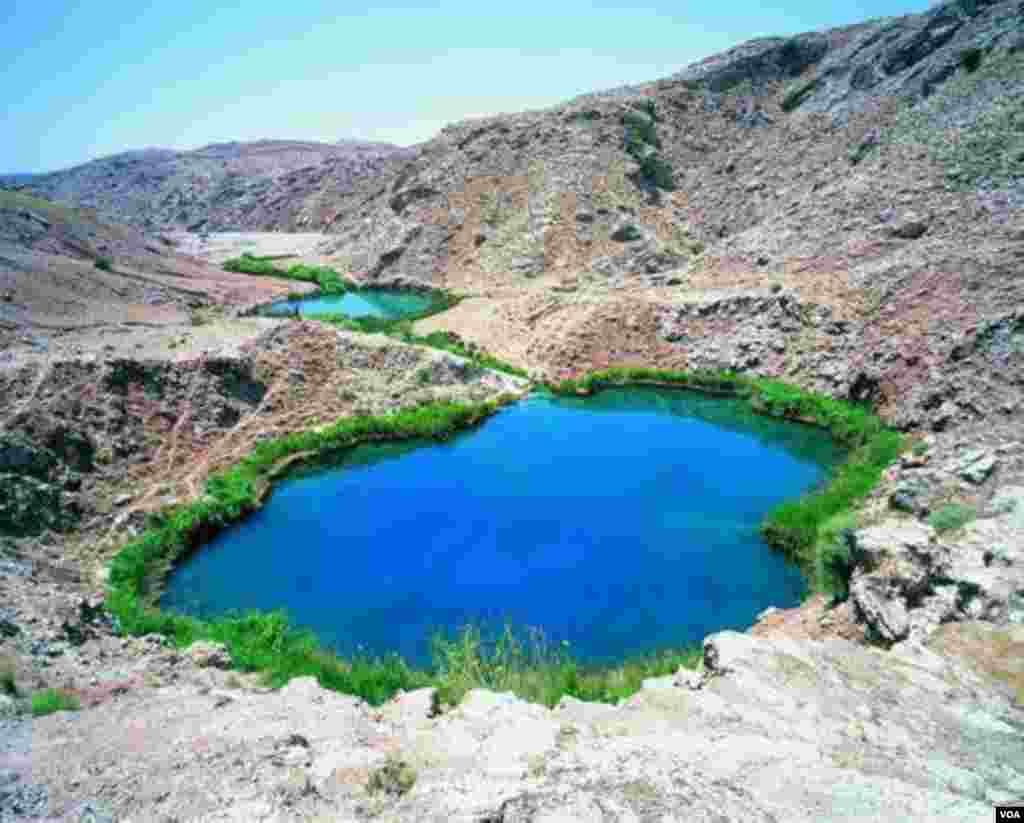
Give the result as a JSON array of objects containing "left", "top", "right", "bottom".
[{"left": 3, "top": 0, "right": 932, "bottom": 174}]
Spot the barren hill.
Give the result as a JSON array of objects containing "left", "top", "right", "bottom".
[
  {"left": 13, "top": 139, "right": 413, "bottom": 233},
  {"left": 310, "top": 0, "right": 1024, "bottom": 434}
]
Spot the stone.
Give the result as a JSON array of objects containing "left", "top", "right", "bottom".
[
  {"left": 185, "top": 641, "right": 232, "bottom": 669},
  {"left": 1008, "top": 592, "right": 1024, "bottom": 625},
  {"left": 889, "top": 478, "right": 931, "bottom": 515},
  {"left": 954, "top": 449, "right": 997, "bottom": 484},
  {"left": 888, "top": 214, "right": 929, "bottom": 239},
  {"left": 610, "top": 223, "right": 644, "bottom": 243},
  {"left": 850, "top": 575, "right": 910, "bottom": 642}
]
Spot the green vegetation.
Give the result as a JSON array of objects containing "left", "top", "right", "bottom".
[
  {"left": 780, "top": 76, "right": 820, "bottom": 113},
  {"left": 0, "top": 657, "right": 17, "bottom": 697},
  {"left": 94, "top": 257, "right": 113, "bottom": 272},
  {"left": 812, "top": 512, "right": 861, "bottom": 602},
  {"left": 224, "top": 254, "right": 347, "bottom": 294},
  {"left": 549, "top": 366, "right": 902, "bottom": 592},
  {"left": 367, "top": 756, "right": 418, "bottom": 796},
  {"left": 31, "top": 688, "right": 80, "bottom": 717},
  {"left": 622, "top": 101, "right": 675, "bottom": 190},
  {"left": 960, "top": 47, "right": 983, "bottom": 73},
  {"left": 316, "top": 314, "right": 530, "bottom": 379},
  {"left": 928, "top": 503, "right": 975, "bottom": 533},
  {"left": 431, "top": 623, "right": 701, "bottom": 710},
  {"left": 399, "top": 330, "right": 530, "bottom": 379}
]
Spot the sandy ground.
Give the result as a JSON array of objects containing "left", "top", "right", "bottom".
[{"left": 165, "top": 232, "right": 334, "bottom": 265}]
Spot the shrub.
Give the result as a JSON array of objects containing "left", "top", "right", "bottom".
[
  {"left": 224, "top": 255, "right": 348, "bottom": 294},
  {"left": 94, "top": 257, "right": 113, "bottom": 272},
  {"left": 928, "top": 503, "right": 975, "bottom": 533},
  {"left": 813, "top": 512, "right": 860, "bottom": 601},
  {"left": 959, "top": 47, "right": 983, "bottom": 73},
  {"left": 367, "top": 756, "right": 417, "bottom": 796},
  {"left": 0, "top": 657, "right": 16, "bottom": 697},
  {"left": 31, "top": 688, "right": 80, "bottom": 717},
  {"left": 622, "top": 106, "right": 674, "bottom": 190}
]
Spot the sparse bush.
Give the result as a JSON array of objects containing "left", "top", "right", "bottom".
[
  {"left": 928, "top": 503, "right": 975, "bottom": 533},
  {"left": 367, "top": 755, "right": 417, "bottom": 796},
  {"left": 31, "top": 688, "right": 80, "bottom": 717},
  {"left": 94, "top": 257, "right": 113, "bottom": 272},
  {"left": 0, "top": 657, "right": 17, "bottom": 697},
  {"left": 960, "top": 47, "right": 983, "bottom": 73},
  {"left": 814, "top": 512, "right": 861, "bottom": 601},
  {"left": 623, "top": 105, "right": 674, "bottom": 190}
]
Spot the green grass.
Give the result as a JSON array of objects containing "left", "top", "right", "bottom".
[
  {"left": 431, "top": 623, "right": 701, "bottom": 710},
  {"left": 812, "top": 512, "right": 861, "bottom": 602},
  {"left": 316, "top": 315, "right": 530, "bottom": 379},
  {"left": 549, "top": 367, "right": 903, "bottom": 591},
  {"left": 104, "top": 396, "right": 701, "bottom": 709},
  {"left": 223, "top": 254, "right": 347, "bottom": 294},
  {"left": 31, "top": 688, "right": 80, "bottom": 717},
  {"left": 928, "top": 503, "right": 975, "bottom": 533},
  {"left": 94, "top": 257, "right": 113, "bottom": 272}
]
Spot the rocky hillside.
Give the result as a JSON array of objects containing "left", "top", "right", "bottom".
[
  {"left": 11, "top": 139, "right": 413, "bottom": 233},
  {"left": 318, "top": 0, "right": 1023, "bottom": 435},
  {"left": 0, "top": 189, "right": 313, "bottom": 354}
]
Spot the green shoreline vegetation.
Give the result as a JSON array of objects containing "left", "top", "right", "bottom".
[
  {"left": 104, "top": 360, "right": 900, "bottom": 710},
  {"left": 222, "top": 253, "right": 528, "bottom": 378}
]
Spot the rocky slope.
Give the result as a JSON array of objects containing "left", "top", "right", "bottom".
[
  {"left": 11, "top": 139, "right": 413, "bottom": 233},
  {"left": 315, "top": 0, "right": 1024, "bottom": 436},
  {"left": 13, "top": 624, "right": 1024, "bottom": 822}
]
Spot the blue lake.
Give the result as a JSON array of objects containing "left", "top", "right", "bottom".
[
  {"left": 161, "top": 388, "right": 845, "bottom": 666},
  {"left": 260, "top": 289, "right": 435, "bottom": 319}
]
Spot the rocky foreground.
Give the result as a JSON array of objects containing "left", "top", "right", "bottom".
[{"left": 6, "top": 624, "right": 1022, "bottom": 821}]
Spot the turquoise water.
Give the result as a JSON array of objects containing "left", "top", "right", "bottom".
[
  {"left": 261, "top": 289, "right": 435, "bottom": 319},
  {"left": 161, "top": 388, "right": 845, "bottom": 666}
]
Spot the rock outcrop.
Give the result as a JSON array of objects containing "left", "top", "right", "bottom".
[{"left": 17, "top": 625, "right": 1024, "bottom": 821}]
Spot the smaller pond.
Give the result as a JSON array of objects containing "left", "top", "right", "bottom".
[
  {"left": 259, "top": 289, "right": 436, "bottom": 320},
  {"left": 162, "top": 389, "right": 847, "bottom": 667}
]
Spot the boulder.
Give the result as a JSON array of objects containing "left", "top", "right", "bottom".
[
  {"left": 954, "top": 448, "right": 998, "bottom": 484},
  {"left": 850, "top": 575, "right": 911, "bottom": 642},
  {"left": 888, "top": 214, "right": 930, "bottom": 239}
]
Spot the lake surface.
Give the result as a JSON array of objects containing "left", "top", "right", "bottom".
[
  {"left": 162, "top": 388, "right": 845, "bottom": 666},
  {"left": 260, "top": 289, "right": 435, "bottom": 319}
]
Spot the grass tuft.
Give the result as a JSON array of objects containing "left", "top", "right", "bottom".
[
  {"left": 928, "top": 503, "right": 975, "bottom": 533},
  {"left": 31, "top": 688, "right": 79, "bottom": 717}
]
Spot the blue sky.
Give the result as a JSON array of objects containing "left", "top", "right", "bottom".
[{"left": 3, "top": 0, "right": 932, "bottom": 173}]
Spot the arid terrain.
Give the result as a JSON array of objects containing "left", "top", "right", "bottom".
[{"left": 2, "top": 0, "right": 1024, "bottom": 819}]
